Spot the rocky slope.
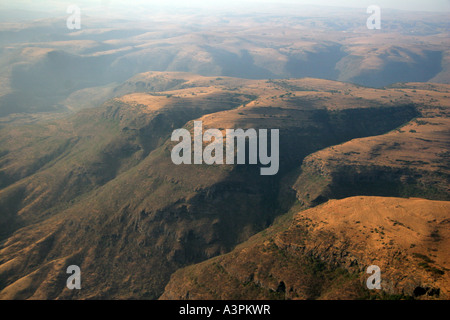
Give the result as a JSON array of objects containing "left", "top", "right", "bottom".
[
  {"left": 0, "top": 74, "right": 448, "bottom": 299},
  {"left": 161, "top": 196, "right": 450, "bottom": 300},
  {"left": 293, "top": 84, "right": 450, "bottom": 206}
]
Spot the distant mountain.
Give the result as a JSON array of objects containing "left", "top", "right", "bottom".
[{"left": 0, "top": 9, "right": 448, "bottom": 116}]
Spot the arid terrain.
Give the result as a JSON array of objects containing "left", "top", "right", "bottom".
[
  {"left": 162, "top": 196, "right": 450, "bottom": 300},
  {"left": 0, "top": 3, "right": 449, "bottom": 300}
]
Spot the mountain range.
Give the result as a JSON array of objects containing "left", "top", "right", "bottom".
[{"left": 0, "top": 5, "right": 449, "bottom": 300}]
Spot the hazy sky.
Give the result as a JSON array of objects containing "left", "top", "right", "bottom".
[
  {"left": 1, "top": 0, "right": 450, "bottom": 13},
  {"left": 213, "top": 0, "right": 450, "bottom": 11}
]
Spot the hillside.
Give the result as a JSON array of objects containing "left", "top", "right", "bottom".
[
  {"left": 161, "top": 196, "right": 450, "bottom": 300},
  {"left": 0, "top": 73, "right": 448, "bottom": 299}
]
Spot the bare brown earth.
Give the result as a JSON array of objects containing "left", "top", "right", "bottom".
[
  {"left": 161, "top": 196, "right": 450, "bottom": 300},
  {"left": 0, "top": 73, "right": 448, "bottom": 299}
]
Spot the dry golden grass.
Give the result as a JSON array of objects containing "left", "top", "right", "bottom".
[{"left": 162, "top": 196, "right": 450, "bottom": 300}]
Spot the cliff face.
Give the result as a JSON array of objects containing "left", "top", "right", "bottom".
[
  {"left": 293, "top": 106, "right": 450, "bottom": 206},
  {"left": 161, "top": 196, "right": 450, "bottom": 300}
]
